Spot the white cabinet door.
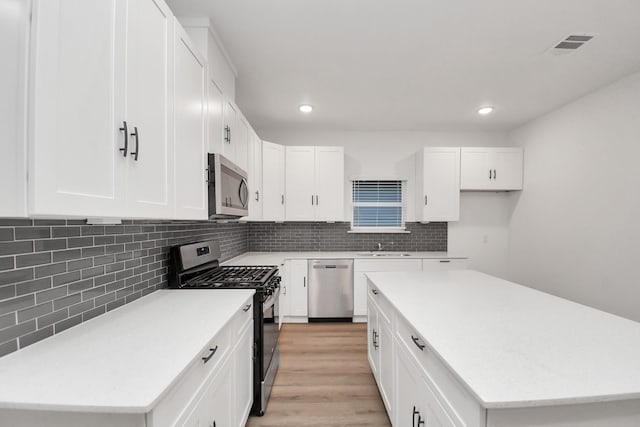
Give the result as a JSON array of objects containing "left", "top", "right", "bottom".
[
  {"left": 235, "top": 115, "right": 249, "bottom": 172},
  {"left": 379, "top": 318, "right": 394, "bottom": 418},
  {"left": 461, "top": 147, "right": 523, "bottom": 191},
  {"left": 460, "top": 147, "right": 492, "bottom": 190},
  {"left": 173, "top": 23, "right": 207, "bottom": 220},
  {"left": 396, "top": 344, "right": 427, "bottom": 427},
  {"left": 353, "top": 273, "right": 368, "bottom": 317},
  {"left": 222, "top": 100, "right": 236, "bottom": 162},
  {"left": 196, "top": 358, "right": 234, "bottom": 427},
  {"left": 262, "top": 141, "right": 285, "bottom": 221},
  {"left": 29, "top": 0, "right": 127, "bottom": 217},
  {"left": 207, "top": 79, "right": 224, "bottom": 155},
  {"left": 125, "top": 0, "right": 173, "bottom": 218},
  {"left": 248, "top": 134, "right": 263, "bottom": 220},
  {"left": 288, "top": 259, "right": 308, "bottom": 317},
  {"left": 492, "top": 148, "right": 523, "bottom": 190},
  {"left": 314, "top": 146, "right": 344, "bottom": 221},
  {"left": 234, "top": 321, "right": 253, "bottom": 427},
  {"left": 416, "top": 148, "right": 460, "bottom": 222},
  {"left": 285, "top": 146, "right": 316, "bottom": 221},
  {"left": 367, "top": 297, "right": 380, "bottom": 378},
  {"left": 422, "top": 259, "right": 467, "bottom": 271},
  {"left": 1, "top": 0, "right": 28, "bottom": 217}
]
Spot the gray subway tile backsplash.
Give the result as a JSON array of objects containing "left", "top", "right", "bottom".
[
  {"left": 0, "top": 219, "right": 249, "bottom": 357},
  {"left": 0, "top": 218, "right": 446, "bottom": 357}
]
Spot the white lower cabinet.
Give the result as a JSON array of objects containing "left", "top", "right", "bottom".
[
  {"left": 281, "top": 259, "right": 308, "bottom": 322},
  {"left": 368, "top": 286, "right": 394, "bottom": 418}
]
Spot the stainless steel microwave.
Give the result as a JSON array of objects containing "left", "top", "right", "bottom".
[{"left": 207, "top": 154, "right": 249, "bottom": 218}]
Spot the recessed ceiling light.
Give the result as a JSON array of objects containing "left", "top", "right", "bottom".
[
  {"left": 298, "top": 104, "right": 313, "bottom": 113},
  {"left": 477, "top": 106, "right": 494, "bottom": 115}
]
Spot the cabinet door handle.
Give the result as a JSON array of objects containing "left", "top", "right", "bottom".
[
  {"left": 424, "top": 195, "right": 428, "bottom": 205},
  {"left": 303, "top": 277, "right": 306, "bottom": 287},
  {"left": 439, "top": 260, "right": 451, "bottom": 263},
  {"left": 205, "top": 167, "right": 210, "bottom": 184},
  {"left": 316, "top": 195, "right": 319, "bottom": 205},
  {"left": 493, "top": 169, "right": 497, "bottom": 179},
  {"left": 283, "top": 285, "right": 287, "bottom": 295},
  {"left": 255, "top": 190, "right": 260, "bottom": 202},
  {"left": 119, "top": 121, "right": 128, "bottom": 157},
  {"left": 243, "top": 303, "right": 252, "bottom": 312},
  {"left": 413, "top": 406, "right": 419, "bottom": 427},
  {"left": 312, "top": 195, "right": 314, "bottom": 205},
  {"left": 224, "top": 125, "right": 230, "bottom": 143},
  {"left": 281, "top": 194, "right": 285, "bottom": 205},
  {"left": 489, "top": 169, "right": 492, "bottom": 180},
  {"left": 202, "top": 345, "right": 218, "bottom": 363},
  {"left": 371, "top": 289, "right": 379, "bottom": 295},
  {"left": 411, "top": 335, "right": 425, "bottom": 351},
  {"left": 130, "top": 127, "right": 139, "bottom": 161}
]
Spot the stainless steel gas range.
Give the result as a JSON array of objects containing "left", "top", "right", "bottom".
[{"left": 168, "top": 241, "right": 280, "bottom": 416}]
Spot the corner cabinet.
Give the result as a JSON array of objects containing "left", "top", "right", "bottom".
[
  {"left": 284, "top": 146, "right": 344, "bottom": 221},
  {"left": 415, "top": 147, "right": 460, "bottom": 222},
  {"left": 461, "top": 147, "right": 523, "bottom": 191}
]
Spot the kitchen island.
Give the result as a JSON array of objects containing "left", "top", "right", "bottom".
[{"left": 365, "top": 270, "right": 640, "bottom": 426}]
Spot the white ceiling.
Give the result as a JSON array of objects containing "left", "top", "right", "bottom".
[{"left": 167, "top": 0, "right": 640, "bottom": 132}]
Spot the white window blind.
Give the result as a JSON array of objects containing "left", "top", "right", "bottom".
[{"left": 351, "top": 180, "right": 406, "bottom": 231}]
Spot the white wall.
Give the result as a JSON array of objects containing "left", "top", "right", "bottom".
[
  {"left": 508, "top": 71, "right": 640, "bottom": 322},
  {"left": 260, "top": 130, "right": 514, "bottom": 278}
]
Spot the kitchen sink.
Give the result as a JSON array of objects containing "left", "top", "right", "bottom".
[{"left": 356, "top": 252, "right": 412, "bottom": 257}]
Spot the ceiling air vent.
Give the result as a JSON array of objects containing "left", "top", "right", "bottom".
[{"left": 547, "top": 34, "right": 596, "bottom": 55}]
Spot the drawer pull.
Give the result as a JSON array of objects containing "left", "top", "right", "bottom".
[
  {"left": 439, "top": 260, "right": 451, "bottom": 263},
  {"left": 243, "top": 303, "right": 252, "bottom": 312},
  {"left": 411, "top": 335, "right": 425, "bottom": 351},
  {"left": 202, "top": 345, "right": 218, "bottom": 364},
  {"left": 371, "top": 289, "right": 379, "bottom": 295},
  {"left": 412, "top": 406, "right": 419, "bottom": 427}
]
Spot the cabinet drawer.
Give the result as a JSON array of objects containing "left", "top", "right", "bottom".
[
  {"left": 367, "top": 282, "right": 392, "bottom": 325},
  {"left": 149, "top": 323, "right": 232, "bottom": 426},
  {"left": 422, "top": 259, "right": 467, "bottom": 271},
  {"left": 396, "top": 314, "right": 484, "bottom": 427},
  {"left": 234, "top": 297, "right": 254, "bottom": 336},
  {"left": 355, "top": 259, "right": 422, "bottom": 272}
]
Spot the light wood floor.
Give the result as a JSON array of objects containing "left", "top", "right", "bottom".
[{"left": 246, "top": 323, "right": 391, "bottom": 427}]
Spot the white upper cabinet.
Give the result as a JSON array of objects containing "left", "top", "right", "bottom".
[
  {"left": 207, "top": 79, "right": 224, "bottom": 155},
  {"left": 247, "top": 133, "right": 263, "bottom": 220},
  {"left": 262, "top": 141, "right": 286, "bottom": 221},
  {"left": 235, "top": 114, "right": 250, "bottom": 172},
  {"left": 285, "top": 146, "right": 316, "bottom": 220},
  {"left": 125, "top": 0, "right": 174, "bottom": 218},
  {"left": 28, "top": 0, "right": 209, "bottom": 220},
  {"left": 29, "top": 0, "right": 127, "bottom": 217},
  {"left": 460, "top": 147, "right": 523, "bottom": 190},
  {"left": 284, "top": 146, "right": 344, "bottom": 221},
  {"left": 222, "top": 100, "right": 237, "bottom": 161},
  {"left": 314, "top": 146, "right": 345, "bottom": 221},
  {"left": 173, "top": 22, "right": 207, "bottom": 220},
  {"left": 1, "top": 0, "right": 28, "bottom": 217},
  {"left": 415, "top": 147, "right": 460, "bottom": 222}
]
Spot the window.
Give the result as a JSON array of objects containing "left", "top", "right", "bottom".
[{"left": 351, "top": 180, "right": 406, "bottom": 232}]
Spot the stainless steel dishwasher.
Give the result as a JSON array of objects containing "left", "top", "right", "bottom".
[{"left": 308, "top": 259, "right": 354, "bottom": 321}]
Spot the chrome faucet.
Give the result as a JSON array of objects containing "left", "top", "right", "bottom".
[{"left": 376, "top": 242, "right": 383, "bottom": 251}]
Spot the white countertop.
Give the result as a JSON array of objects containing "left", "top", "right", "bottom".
[
  {"left": 224, "top": 251, "right": 466, "bottom": 266},
  {"left": 0, "top": 289, "right": 254, "bottom": 413},
  {"left": 366, "top": 270, "right": 640, "bottom": 409}
]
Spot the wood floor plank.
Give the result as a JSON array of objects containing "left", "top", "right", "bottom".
[{"left": 246, "top": 323, "right": 391, "bottom": 427}]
